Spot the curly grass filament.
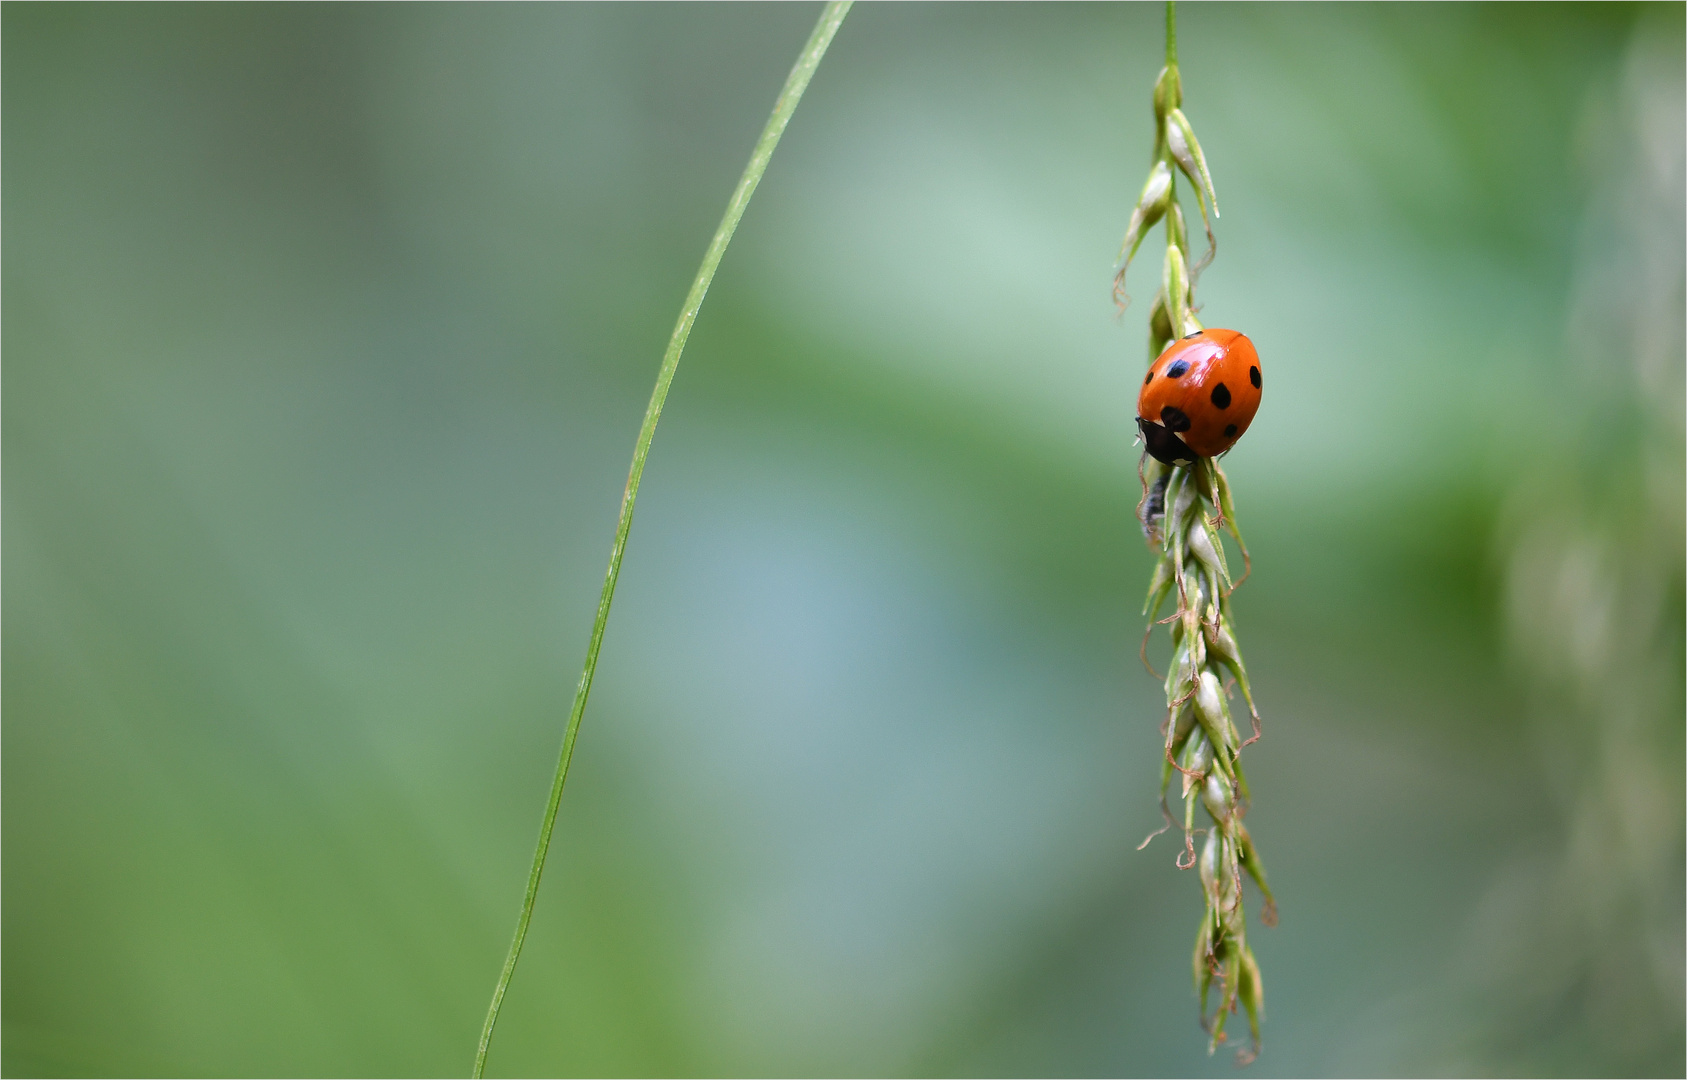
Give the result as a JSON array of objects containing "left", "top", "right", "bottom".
[{"left": 472, "top": 5, "right": 853, "bottom": 1074}]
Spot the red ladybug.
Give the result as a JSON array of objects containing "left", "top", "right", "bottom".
[{"left": 1136, "top": 328, "right": 1261, "bottom": 463}]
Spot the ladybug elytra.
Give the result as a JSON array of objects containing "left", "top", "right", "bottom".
[{"left": 1136, "top": 328, "right": 1261, "bottom": 464}]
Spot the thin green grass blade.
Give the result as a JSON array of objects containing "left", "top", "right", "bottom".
[{"left": 472, "top": 5, "right": 853, "bottom": 1074}]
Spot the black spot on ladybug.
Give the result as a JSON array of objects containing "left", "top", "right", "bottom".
[
  {"left": 1165, "top": 360, "right": 1190, "bottom": 378},
  {"left": 1224, "top": 423, "right": 1238, "bottom": 437},
  {"left": 1144, "top": 371, "right": 1153, "bottom": 385},
  {"left": 1210, "top": 382, "right": 1231, "bottom": 409},
  {"left": 1249, "top": 365, "right": 1261, "bottom": 388},
  {"left": 1160, "top": 405, "right": 1191, "bottom": 432}
]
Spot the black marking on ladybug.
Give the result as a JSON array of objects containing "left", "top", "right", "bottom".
[
  {"left": 1137, "top": 418, "right": 1196, "bottom": 464},
  {"left": 1183, "top": 329, "right": 1203, "bottom": 339},
  {"left": 1160, "top": 405, "right": 1191, "bottom": 432},
  {"left": 1143, "top": 371, "right": 1153, "bottom": 385},
  {"left": 1224, "top": 423, "right": 1238, "bottom": 437},
  {"left": 1165, "top": 360, "right": 1190, "bottom": 378},
  {"left": 1249, "top": 365, "right": 1261, "bottom": 389},
  {"left": 1210, "top": 382, "right": 1231, "bottom": 409}
]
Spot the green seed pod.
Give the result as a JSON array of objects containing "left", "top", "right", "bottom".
[
  {"left": 1166, "top": 467, "right": 1197, "bottom": 539},
  {"left": 1228, "top": 666, "right": 1263, "bottom": 741},
  {"left": 1204, "top": 617, "right": 1261, "bottom": 736},
  {"left": 1235, "top": 948, "right": 1263, "bottom": 1064},
  {"left": 1153, "top": 64, "right": 1182, "bottom": 122},
  {"left": 1187, "top": 619, "right": 1208, "bottom": 669},
  {"left": 1194, "top": 671, "right": 1229, "bottom": 743},
  {"left": 1212, "top": 461, "right": 1249, "bottom": 559},
  {"left": 1167, "top": 695, "right": 1197, "bottom": 744},
  {"left": 1118, "top": 161, "right": 1173, "bottom": 269},
  {"left": 1163, "top": 243, "right": 1192, "bottom": 337},
  {"left": 1193, "top": 919, "right": 1213, "bottom": 998},
  {"left": 1213, "top": 952, "right": 1241, "bottom": 1047},
  {"left": 1183, "top": 570, "right": 1206, "bottom": 616},
  {"left": 1186, "top": 514, "right": 1231, "bottom": 592},
  {"left": 1166, "top": 107, "right": 1220, "bottom": 220},
  {"left": 1197, "top": 828, "right": 1221, "bottom": 907},
  {"left": 1201, "top": 769, "right": 1234, "bottom": 825},
  {"left": 1147, "top": 293, "right": 1174, "bottom": 361},
  {"left": 1205, "top": 513, "right": 1235, "bottom": 585},
  {"left": 1165, "top": 639, "right": 1199, "bottom": 701},
  {"left": 1237, "top": 823, "right": 1277, "bottom": 920},
  {"left": 1180, "top": 734, "right": 1213, "bottom": 794},
  {"left": 1204, "top": 617, "right": 1239, "bottom": 665},
  {"left": 1215, "top": 957, "right": 1241, "bottom": 1031},
  {"left": 1166, "top": 200, "right": 1190, "bottom": 260},
  {"left": 1178, "top": 587, "right": 1203, "bottom": 653},
  {"left": 1143, "top": 558, "right": 1172, "bottom": 616},
  {"left": 1179, "top": 582, "right": 1208, "bottom": 665}
]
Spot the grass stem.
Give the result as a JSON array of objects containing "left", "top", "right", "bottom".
[{"left": 471, "top": 4, "right": 853, "bottom": 1074}]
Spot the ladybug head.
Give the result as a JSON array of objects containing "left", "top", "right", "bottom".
[{"left": 1136, "top": 416, "right": 1198, "bottom": 465}]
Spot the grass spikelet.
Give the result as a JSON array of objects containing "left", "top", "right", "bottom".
[{"left": 1124, "top": 2, "right": 1274, "bottom": 1065}]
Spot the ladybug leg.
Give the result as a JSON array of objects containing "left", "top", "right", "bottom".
[{"left": 1196, "top": 458, "right": 1224, "bottom": 528}]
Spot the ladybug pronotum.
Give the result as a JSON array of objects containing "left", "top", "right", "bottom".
[{"left": 1136, "top": 328, "right": 1261, "bottom": 464}]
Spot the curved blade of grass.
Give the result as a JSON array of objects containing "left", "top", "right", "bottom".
[{"left": 472, "top": 4, "right": 853, "bottom": 1075}]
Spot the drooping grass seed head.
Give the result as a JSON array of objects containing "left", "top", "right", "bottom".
[{"left": 1128, "top": 11, "right": 1269, "bottom": 1062}]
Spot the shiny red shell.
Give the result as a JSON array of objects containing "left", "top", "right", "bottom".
[{"left": 1135, "top": 328, "right": 1262, "bottom": 463}]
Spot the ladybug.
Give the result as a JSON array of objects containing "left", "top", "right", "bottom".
[{"left": 1136, "top": 328, "right": 1261, "bottom": 464}]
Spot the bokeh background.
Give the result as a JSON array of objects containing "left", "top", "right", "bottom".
[{"left": 5, "top": 3, "right": 1683, "bottom": 1076}]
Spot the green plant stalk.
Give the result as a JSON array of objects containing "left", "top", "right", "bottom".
[
  {"left": 1165, "top": 0, "right": 1176, "bottom": 67},
  {"left": 1140, "top": 454, "right": 1272, "bottom": 1062},
  {"left": 1122, "top": 1, "right": 1271, "bottom": 1065},
  {"left": 472, "top": 5, "right": 852, "bottom": 1075}
]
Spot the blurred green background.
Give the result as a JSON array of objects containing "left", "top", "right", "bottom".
[{"left": 5, "top": 3, "right": 1683, "bottom": 1076}]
